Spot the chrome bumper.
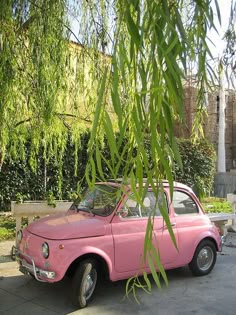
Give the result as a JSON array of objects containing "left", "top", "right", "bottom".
[
  {"left": 12, "top": 246, "right": 56, "bottom": 282},
  {"left": 221, "top": 235, "right": 226, "bottom": 246}
]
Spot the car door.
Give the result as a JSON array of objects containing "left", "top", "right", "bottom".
[
  {"left": 111, "top": 190, "right": 178, "bottom": 274},
  {"left": 171, "top": 189, "right": 204, "bottom": 257}
]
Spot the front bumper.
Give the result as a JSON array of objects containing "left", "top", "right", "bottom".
[
  {"left": 221, "top": 235, "right": 226, "bottom": 246},
  {"left": 12, "top": 246, "right": 56, "bottom": 282}
]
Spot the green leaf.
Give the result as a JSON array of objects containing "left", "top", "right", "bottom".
[
  {"left": 111, "top": 89, "right": 122, "bottom": 130},
  {"left": 95, "top": 144, "right": 104, "bottom": 180},
  {"left": 151, "top": 245, "right": 168, "bottom": 286},
  {"left": 89, "top": 68, "right": 108, "bottom": 150},
  {"left": 143, "top": 271, "right": 152, "bottom": 292},
  {"left": 143, "top": 215, "right": 153, "bottom": 259},
  {"left": 125, "top": 276, "right": 136, "bottom": 297},
  {"left": 126, "top": 9, "right": 140, "bottom": 47},
  {"left": 165, "top": 35, "right": 179, "bottom": 55},
  {"left": 160, "top": 202, "right": 177, "bottom": 250},
  {"left": 103, "top": 111, "right": 118, "bottom": 164},
  {"left": 130, "top": 171, "right": 142, "bottom": 205},
  {"left": 147, "top": 253, "right": 161, "bottom": 289}
]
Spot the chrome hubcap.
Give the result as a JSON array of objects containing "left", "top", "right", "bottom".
[
  {"left": 81, "top": 264, "right": 97, "bottom": 304},
  {"left": 197, "top": 246, "right": 214, "bottom": 271}
]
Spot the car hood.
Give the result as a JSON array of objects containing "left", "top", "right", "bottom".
[{"left": 26, "top": 211, "right": 108, "bottom": 240}]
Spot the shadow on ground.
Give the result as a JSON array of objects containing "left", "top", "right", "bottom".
[{"left": 1, "top": 250, "right": 236, "bottom": 314}]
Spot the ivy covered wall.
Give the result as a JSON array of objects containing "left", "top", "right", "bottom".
[{"left": 0, "top": 134, "right": 216, "bottom": 211}]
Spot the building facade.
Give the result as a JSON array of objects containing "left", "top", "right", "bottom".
[{"left": 175, "top": 84, "right": 236, "bottom": 172}]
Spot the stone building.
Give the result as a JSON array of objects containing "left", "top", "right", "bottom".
[
  {"left": 175, "top": 82, "right": 236, "bottom": 172},
  {"left": 205, "top": 89, "right": 236, "bottom": 172}
]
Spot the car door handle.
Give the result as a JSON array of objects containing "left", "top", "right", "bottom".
[{"left": 163, "top": 222, "right": 176, "bottom": 229}]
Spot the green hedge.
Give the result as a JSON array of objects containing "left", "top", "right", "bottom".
[
  {"left": 174, "top": 139, "right": 216, "bottom": 198},
  {"left": 0, "top": 135, "right": 216, "bottom": 211},
  {"left": 0, "top": 132, "right": 90, "bottom": 211}
]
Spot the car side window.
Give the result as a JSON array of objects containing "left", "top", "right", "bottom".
[
  {"left": 120, "top": 191, "right": 168, "bottom": 218},
  {"left": 172, "top": 190, "right": 199, "bottom": 215},
  {"left": 141, "top": 191, "right": 168, "bottom": 217},
  {"left": 122, "top": 197, "right": 140, "bottom": 217}
]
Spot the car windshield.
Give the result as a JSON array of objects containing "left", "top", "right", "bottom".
[{"left": 70, "top": 184, "right": 119, "bottom": 216}]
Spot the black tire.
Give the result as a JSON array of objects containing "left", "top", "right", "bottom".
[
  {"left": 71, "top": 259, "right": 98, "bottom": 309},
  {"left": 189, "top": 240, "right": 217, "bottom": 276}
]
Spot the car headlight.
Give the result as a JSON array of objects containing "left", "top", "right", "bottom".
[
  {"left": 42, "top": 242, "right": 49, "bottom": 258},
  {"left": 17, "top": 230, "right": 22, "bottom": 244}
]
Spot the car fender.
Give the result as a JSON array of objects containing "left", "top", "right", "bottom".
[
  {"left": 79, "top": 245, "right": 113, "bottom": 275},
  {"left": 191, "top": 230, "right": 220, "bottom": 260},
  {"left": 61, "top": 243, "right": 114, "bottom": 280}
]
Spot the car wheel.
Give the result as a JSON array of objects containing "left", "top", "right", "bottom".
[
  {"left": 189, "top": 240, "right": 216, "bottom": 276},
  {"left": 72, "top": 259, "right": 98, "bottom": 309}
]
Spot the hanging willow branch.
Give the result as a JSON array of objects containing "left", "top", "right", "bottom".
[{"left": 0, "top": 0, "right": 223, "bottom": 294}]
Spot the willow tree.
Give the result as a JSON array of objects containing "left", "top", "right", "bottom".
[
  {"left": 0, "top": 0, "right": 222, "bottom": 293},
  {"left": 0, "top": 0, "right": 70, "bottom": 174}
]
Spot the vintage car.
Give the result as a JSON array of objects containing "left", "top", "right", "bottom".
[{"left": 15, "top": 180, "right": 222, "bottom": 308}]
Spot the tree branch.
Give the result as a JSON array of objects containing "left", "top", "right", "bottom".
[{"left": 14, "top": 113, "right": 92, "bottom": 129}]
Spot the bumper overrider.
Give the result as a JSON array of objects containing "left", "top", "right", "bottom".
[
  {"left": 12, "top": 246, "right": 56, "bottom": 282},
  {"left": 221, "top": 235, "right": 226, "bottom": 246}
]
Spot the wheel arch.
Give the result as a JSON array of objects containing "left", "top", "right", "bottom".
[
  {"left": 201, "top": 237, "right": 218, "bottom": 250},
  {"left": 196, "top": 236, "right": 218, "bottom": 250},
  {"left": 66, "top": 253, "right": 110, "bottom": 280},
  {"left": 189, "top": 237, "right": 217, "bottom": 276},
  {"left": 191, "top": 236, "right": 218, "bottom": 261}
]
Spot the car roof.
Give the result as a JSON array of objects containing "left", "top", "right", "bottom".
[{"left": 101, "top": 179, "right": 194, "bottom": 194}]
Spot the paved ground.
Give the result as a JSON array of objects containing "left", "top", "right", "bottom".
[{"left": 1, "top": 236, "right": 236, "bottom": 315}]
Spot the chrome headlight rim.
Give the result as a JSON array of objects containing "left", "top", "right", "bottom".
[{"left": 42, "top": 242, "right": 49, "bottom": 259}]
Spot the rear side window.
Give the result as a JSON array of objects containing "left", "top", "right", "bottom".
[{"left": 172, "top": 190, "right": 199, "bottom": 215}]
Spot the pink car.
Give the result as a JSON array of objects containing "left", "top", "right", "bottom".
[{"left": 15, "top": 180, "right": 222, "bottom": 309}]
